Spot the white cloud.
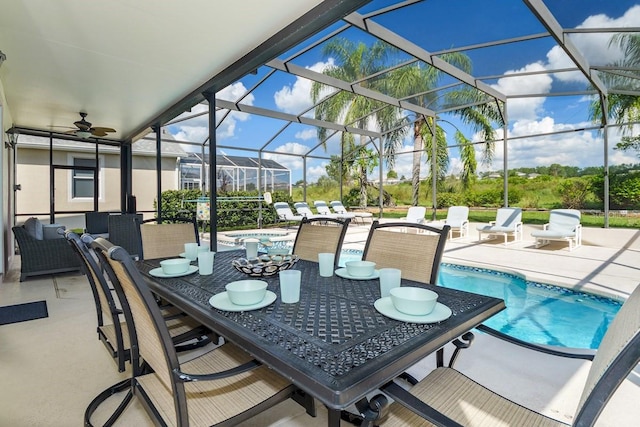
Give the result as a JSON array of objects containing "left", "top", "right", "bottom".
[
  {"left": 274, "top": 59, "right": 336, "bottom": 114},
  {"left": 490, "top": 62, "right": 552, "bottom": 121},
  {"left": 295, "top": 128, "right": 316, "bottom": 140},
  {"left": 263, "top": 142, "right": 309, "bottom": 171},
  {"left": 474, "top": 117, "right": 638, "bottom": 172},
  {"left": 549, "top": 5, "right": 640, "bottom": 83},
  {"left": 168, "top": 82, "right": 254, "bottom": 141}
]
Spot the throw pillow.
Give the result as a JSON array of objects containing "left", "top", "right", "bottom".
[{"left": 24, "top": 217, "right": 44, "bottom": 240}]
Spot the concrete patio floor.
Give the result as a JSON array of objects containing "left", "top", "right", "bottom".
[{"left": 1, "top": 221, "right": 638, "bottom": 426}]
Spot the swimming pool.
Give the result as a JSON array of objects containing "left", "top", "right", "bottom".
[
  {"left": 438, "top": 263, "right": 622, "bottom": 349},
  {"left": 341, "top": 250, "right": 621, "bottom": 349}
]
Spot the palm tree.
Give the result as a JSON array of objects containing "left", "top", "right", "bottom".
[
  {"left": 311, "top": 38, "right": 398, "bottom": 207},
  {"left": 383, "top": 59, "right": 502, "bottom": 206},
  {"left": 590, "top": 33, "right": 640, "bottom": 154}
]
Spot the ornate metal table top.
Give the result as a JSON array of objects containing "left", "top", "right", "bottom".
[{"left": 139, "top": 250, "right": 505, "bottom": 410}]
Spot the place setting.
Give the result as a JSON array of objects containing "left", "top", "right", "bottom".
[
  {"left": 150, "top": 243, "right": 215, "bottom": 278},
  {"left": 372, "top": 267, "right": 452, "bottom": 324},
  {"left": 209, "top": 280, "right": 277, "bottom": 312},
  {"left": 334, "top": 260, "right": 380, "bottom": 280}
]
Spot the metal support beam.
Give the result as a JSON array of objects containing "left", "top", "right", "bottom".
[
  {"left": 154, "top": 126, "right": 162, "bottom": 220},
  {"left": 205, "top": 93, "right": 218, "bottom": 252}
]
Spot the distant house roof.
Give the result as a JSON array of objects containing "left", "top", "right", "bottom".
[
  {"left": 18, "top": 132, "right": 187, "bottom": 157},
  {"left": 181, "top": 152, "right": 287, "bottom": 170}
]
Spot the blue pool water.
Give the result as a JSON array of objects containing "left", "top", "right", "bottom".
[{"left": 438, "top": 264, "right": 622, "bottom": 349}]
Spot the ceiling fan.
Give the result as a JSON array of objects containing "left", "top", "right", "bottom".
[{"left": 62, "top": 112, "right": 116, "bottom": 139}]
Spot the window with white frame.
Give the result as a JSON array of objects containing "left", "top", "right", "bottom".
[{"left": 72, "top": 157, "right": 97, "bottom": 199}]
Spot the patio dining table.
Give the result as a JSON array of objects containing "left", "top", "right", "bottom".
[{"left": 138, "top": 250, "right": 505, "bottom": 426}]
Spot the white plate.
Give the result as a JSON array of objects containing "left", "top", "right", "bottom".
[
  {"left": 374, "top": 297, "right": 452, "bottom": 323},
  {"left": 335, "top": 268, "right": 380, "bottom": 280},
  {"left": 209, "top": 291, "right": 277, "bottom": 312},
  {"left": 149, "top": 265, "right": 199, "bottom": 278}
]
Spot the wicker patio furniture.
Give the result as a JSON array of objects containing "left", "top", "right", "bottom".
[{"left": 12, "top": 225, "right": 81, "bottom": 281}]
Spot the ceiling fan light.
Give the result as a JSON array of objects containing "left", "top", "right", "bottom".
[{"left": 76, "top": 130, "right": 92, "bottom": 139}]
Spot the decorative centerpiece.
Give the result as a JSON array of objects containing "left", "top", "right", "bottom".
[{"left": 232, "top": 254, "right": 299, "bottom": 277}]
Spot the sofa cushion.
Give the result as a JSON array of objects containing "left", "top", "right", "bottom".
[{"left": 24, "top": 217, "right": 43, "bottom": 240}]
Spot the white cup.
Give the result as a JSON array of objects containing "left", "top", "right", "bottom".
[
  {"left": 197, "top": 251, "right": 215, "bottom": 275},
  {"left": 318, "top": 252, "right": 335, "bottom": 277},
  {"left": 279, "top": 270, "right": 301, "bottom": 303},
  {"left": 184, "top": 242, "right": 198, "bottom": 261},
  {"left": 245, "top": 238, "right": 259, "bottom": 259},
  {"left": 379, "top": 268, "right": 401, "bottom": 298}
]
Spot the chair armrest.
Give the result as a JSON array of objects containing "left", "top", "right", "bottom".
[
  {"left": 173, "top": 359, "right": 261, "bottom": 382},
  {"left": 542, "top": 222, "right": 550, "bottom": 231},
  {"left": 476, "top": 324, "right": 594, "bottom": 360},
  {"left": 489, "top": 221, "right": 496, "bottom": 226}
]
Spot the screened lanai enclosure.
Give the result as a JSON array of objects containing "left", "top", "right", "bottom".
[{"left": 3, "top": 0, "right": 640, "bottom": 250}]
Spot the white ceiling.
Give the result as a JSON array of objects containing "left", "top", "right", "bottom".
[{"left": 0, "top": 0, "right": 335, "bottom": 141}]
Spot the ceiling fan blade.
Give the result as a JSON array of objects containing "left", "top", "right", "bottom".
[{"left": 91, "top": 126, "right": 116, "bottom": 133}]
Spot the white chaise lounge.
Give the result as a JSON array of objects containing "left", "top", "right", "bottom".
[
  {"left": 329, "top": 201, "right": 373, "bottom": 225},
  {"left": 314, "top": 200, "right": 354, "bottom": 221},
  {"left": 477, "top": 207, "right": 523, "bottom": 245},
  {"left": 429, "top": 206, "right": 469, "bottom": 239},
  {"left": 293, "top": 202, "right": 321, "bottom": 219},
  {"left": 531, "top": 208, "right": 582, "bottom": 251},
  {"left": 273, "top": 202, "right": 303, "bottom": 227}
]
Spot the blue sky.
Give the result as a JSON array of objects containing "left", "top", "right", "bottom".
[{"left": 167, "top": 1, "right": 640, "bottom": 184}]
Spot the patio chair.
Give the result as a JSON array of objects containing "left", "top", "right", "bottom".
[
  {"left": 402, "top": 206, "right": 427, "bottom": 224},
  {"left": 314, "top": 200, "right": 354, "bottom": 221},
  {"left": 66, "top": 232, "right": 211, "bottom": 372},
  {"left": 292, "top": 216, "right": 351, "bottom": 268},
  {"left": 64, "top": 230, "right": 131, "bottom": 372},
  {"left": 84, "top": 211, "right": 110, "bottom": 238},
  {"left": 330, "top": 200, "right": 374, "bottom": 225},
  {"left": 531, "top": 209, "right": 582, "bottom": 251},
  {"left": 92, "top": 239, "right": 316, "bottom": 427},
  {"left": 273, "top": 202, "right": 304, "bottom": 227},
  {"left": 12, "top": 224, "right": 82, "bottom": 281},
  {"left": 376, "top": 282, "right": 640, "bottom": 427},
  {"left": 428, "top": 206, "right": 470, "bottom": 239},
  {"left": 293, "top": 201, "right": 322, "bottom": 219},
  {"left": 108, "top": 213, "right": 143, "bottom": 258},
  {"left": 139, "top": 216, "right": 200, "bottom": 260},
  {"left": 362, "top": 220, "right": 449, "bottom": 285},
  {"left": 477, "top": 207, "right": 523, "bottom": 245}
]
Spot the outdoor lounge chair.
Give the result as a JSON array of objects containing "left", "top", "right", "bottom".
[
  {"left": 330, "top": 200, "right": 373, "bottom": 224},
  {"left": 376, "top": 282, "right": 640, "bottom": 427},
  {"left": 531, "top": 209, "right": 582, "bottom": 251},
  {"left": 292, "top": 217, "right": 351, "bottom": 268},
  {"left": 293, "top": 201, "right": 322, "bottom": 219},
  {"left": 273, "top": 202, "right": 304, "bottom": 227},
  {"left": 402, "top": 206, "right": 427, "bottom": 224},
  {"left": 477, "top": 207, "right": 523, "bottom": 245},
  {"left": 314, "top": 200, "right": 353, "bottom": 220},
  {"left": 91, "top": 239, "right": 315, "bottom": 427},
  {"left": 428, "top": 206, "right": 469, "bottom": 239}
]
